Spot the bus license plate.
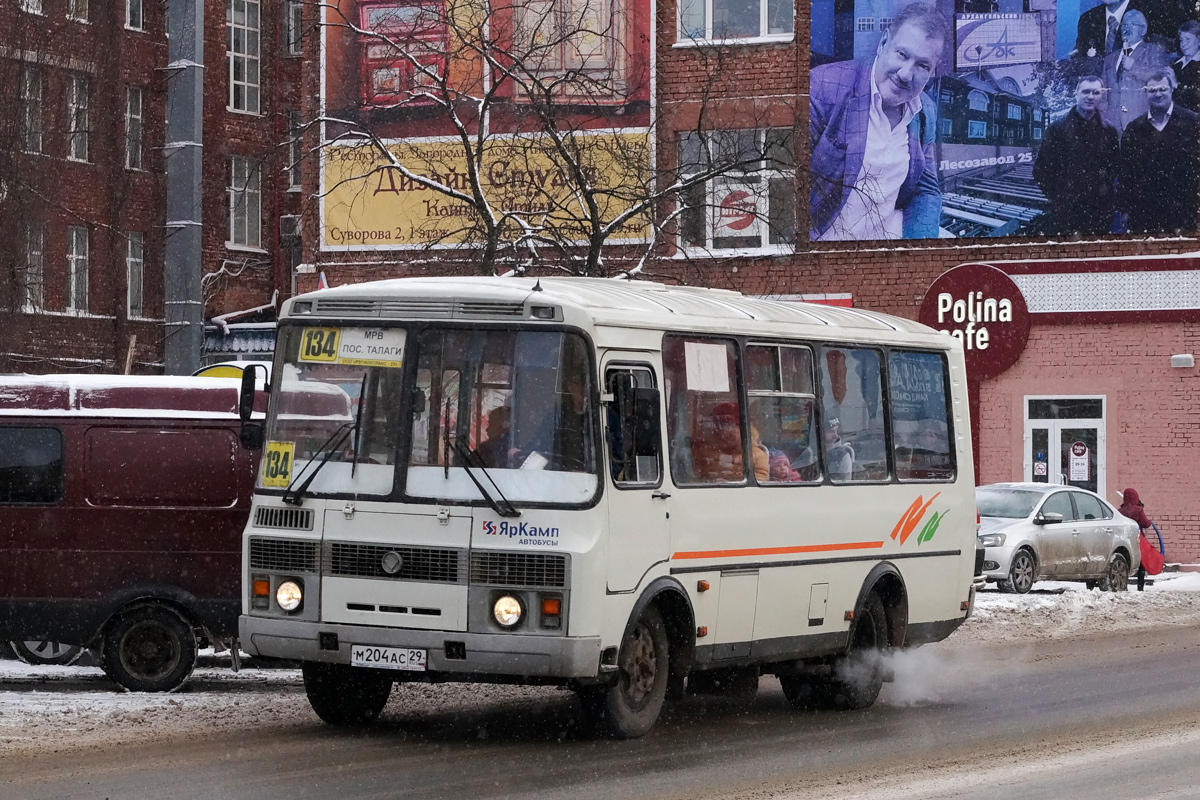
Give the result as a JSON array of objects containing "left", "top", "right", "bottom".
[{"left": 350, "top": 645, "right": 427, "bottom": 671}]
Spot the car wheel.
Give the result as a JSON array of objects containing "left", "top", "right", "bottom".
[
  {"left": 1097, "top": 552, "right": 1130, "bottom": 592},
  {"left": 1003, "top": 549, "right": 1037, "bottom": 594},
  {"left": 580, "top": 605, "right": 669, "bottom": 739},
  {"left": 9, "top": 640, "right": 86, "bottom": 666},
  {"left": 302, "top": 662, "right": 393, "bottom": 726},
  {"left": 100, "top": 604, "right": 197, "bottom": 693}
]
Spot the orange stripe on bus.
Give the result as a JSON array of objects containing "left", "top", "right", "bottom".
[{"left": 671, "top": 541, "right": 885, "bottom": 560}]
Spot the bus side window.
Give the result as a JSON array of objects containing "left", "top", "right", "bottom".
[
  {"left": 745, "top": 344, "right": 819, "bottom": 484},
  {"left": 663, "top": 335, "right": 744, "bottom": 485},
  {"left": 605, "top": 367, "right": 661, "bottom": 486},
  {"left": 889, "top": 350, "right": 955, "bottom": 482},
  {"left": 819, "top": 346, "right": 887, "bottom": 483}
]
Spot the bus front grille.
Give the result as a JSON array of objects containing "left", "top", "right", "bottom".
[
  {"left": 325, "top": 542, "right": 466, "bottom": 583},
  {"left": 249, "top": 538, "right": 320, "bottom": 572},
  {"left": 253, "top": 506, "right": 314, "bottom": 531},
  {"left": 470, "top": 552, "right": 568, "bottom": 588}
]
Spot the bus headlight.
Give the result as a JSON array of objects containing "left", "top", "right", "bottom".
[
  {"left": 276, "top": 580, "right": 303, "bottom": 612},
  {"left": 493, "top": 595, "right": 522, "bottom": 627}
]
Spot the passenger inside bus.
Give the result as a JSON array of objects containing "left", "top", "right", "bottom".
[
  {"left": 823, "top": 417, "right": 855, "bottom": 480},
  {"left": 690, "top": 402, "right": 745, "bottom": 481}
]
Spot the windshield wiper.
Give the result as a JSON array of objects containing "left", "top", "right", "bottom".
[
  {"left": 350, "top": 375, "right": 367, "bottom": 478},
  {"left": 449, "top": 437, "right": 520, "bottom": 518},
  {"left": 282, "top": 422, "right": 354, "bottom": 506}
]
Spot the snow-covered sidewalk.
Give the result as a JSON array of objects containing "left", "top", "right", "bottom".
[{"left": 2, "top": 571, "right": 1199, "bottom": 756}]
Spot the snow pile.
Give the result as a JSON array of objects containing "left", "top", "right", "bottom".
[{"left": 2, "top": 572, "right": 1199, "bottom": 756}]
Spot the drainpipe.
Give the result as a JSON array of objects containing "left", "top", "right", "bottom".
[{"left": 162, "top": 0, "right": 204, "bottom": 375}]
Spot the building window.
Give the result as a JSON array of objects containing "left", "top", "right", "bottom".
[
  {"left": 66, "top": 226, "right": 89, "bottom": 313},
  {"left": 514, "top": 0, "right": 624, "bottom": 97},
  {"left": 23, "top": 223, "right": 45, "bottom": 312},
  {"left": 127, "top": 0, "right": 144, "bottom": 30},
  {"left": 125, "top": 86, "right": 144, "bottom": 170},
  {"left": 19, "top": 0, "right": 43, "bottom": 14},
  {"left": 284, "top": 0, "right": 303, "bottom": 55},
  {"left": 68, "top": 0, "right": 88, "bottom": 21},
  {"left": 227, "top": 0, "right": 261, "bottom": 113},
  {"left": 856, "top": 16, "right": 875, "bottom": 31},
  {"left": 67, "top": 74, "right": 89, "bottom": 162},
  {"left": 1006, "top": 103, "right": 1022, "bottom": 120},
  {"left": 968, "top": 119, "right": 987, "bottom": 138},
  {"left": 127, "top": 232, "right": 144, "bottom": 318},
  {"left": 20, "top": 66, "right": 42, "bottom": 154},
  {"left": 878, "top": 16, "right": 892, "bottom": 31},
  {"left": 939, "top": 118, "right": 952, "bottom": 136},
  {"left": 1033, "top": 127, "right": 1043, "bottom": 140},
  {"left": 280, "top": 215, "right": 302, "bottom": 273},
  {"left": 679, "top": 128, "right": 795, "bottom": 252},
  {"left": 967, "top": 90, "right": 989, "bottom": 111},
  {"left": 678, "top": 0, "right": 793, "bottom": 40},
  {"left": 288, "top": 111, "right": 302, "bottom": 190},
  {"left": 228, "top": 156, "right": 262, "bottom": 247}
]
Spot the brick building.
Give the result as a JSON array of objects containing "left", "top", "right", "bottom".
[{"left": 0, "top": 0, "right": 302, "bottom": 373}]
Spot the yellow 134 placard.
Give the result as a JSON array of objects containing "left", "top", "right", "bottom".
[{"left": 261, "top": 441, "right": 295, "bottom": 487}]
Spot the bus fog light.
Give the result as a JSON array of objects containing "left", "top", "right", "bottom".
[
  {"left": 493, "top": 595, "right": 523, "bottom": 627},
  {"left": 276, "top": 580, "right": 303, "bottom": 612}
]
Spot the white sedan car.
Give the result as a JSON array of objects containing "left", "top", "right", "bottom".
[{"left": 976, "top": 483, "right": 1141, "bottom": 593}]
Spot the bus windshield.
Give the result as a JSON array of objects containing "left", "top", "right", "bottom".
[
  {"left": 406, "top": 328, "right": 598, "bottom": 505},
  {"left": 260, "top": 325, "right": 407, "bottom": 496}
]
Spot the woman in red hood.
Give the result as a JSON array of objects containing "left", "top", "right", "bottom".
[{"left": 1119, "top": 488, "right": 1158, "bottom": 591}]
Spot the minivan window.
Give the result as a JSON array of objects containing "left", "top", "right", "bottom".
[{"left": 0, "top": 426, "right": 64, "bottom": 504}]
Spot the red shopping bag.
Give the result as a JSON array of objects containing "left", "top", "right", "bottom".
[{"left": 1139, "top": 532, "right": 1165, "bottom": 575}]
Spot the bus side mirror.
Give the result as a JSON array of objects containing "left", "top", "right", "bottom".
[
  {"left": 412, "top": 388, "right": 427, "bottom": 416},
  {"left": 239, "top": 364, "right": 268, "bottom": 451}
]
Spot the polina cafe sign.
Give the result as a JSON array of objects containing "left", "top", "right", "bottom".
[{"left": 918, "top": 264, "right": 1031, "bottom": 381}]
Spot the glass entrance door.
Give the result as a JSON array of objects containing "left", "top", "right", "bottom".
[{"left": 1024, "top": 397, "right": 1105, "bottom": 496}]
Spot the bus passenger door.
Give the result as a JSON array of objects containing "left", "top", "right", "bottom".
[{"left": 602, "top": 359, "right": 670, "bottom": 593}]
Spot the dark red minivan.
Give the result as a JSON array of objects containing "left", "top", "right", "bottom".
[{"left": 0, "top": 375, "right": 260, "bottom": 691}]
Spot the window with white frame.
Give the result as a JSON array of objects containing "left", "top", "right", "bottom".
[
  {"left": 126, "top": 86, "right": 144, "bottom": 169},
  {"left": 67, "top": 74, "right": 89, "bottom": 161},
  {"left": 228, "top": 156, "right": 262, "bottom": 247},
  {"left": 968, "top": 119, "right": 987, "bottom": 138},
  {"left": 678, "top": 0, "right": 792, "bottom": 40},
  {"left": 679, "top": 128, "right": 795, "bottom": 252},
  {"left": 20, "top": 66, "right": 42, "bottom": 154},
  {"left": 227, "top": 0, "right": 261, "bottom": 113},
  {"left": 285, "top": 0, "right": 303, "bottom": 55},
  {"left": 66, "top": 226, "right": 89, "bottom": 313},
  {"left": 126, "top": 231, "right": 144, "bottom": 318},
  {"left": 1006, "top": 103, "right": 1022, "bottom": 120},
  {"left": 20, "top": 0, "right": 43, "bottom": 14},
  {"left": 967, "top": 90, "right": 989, "bottom": 111},
  {"left": 127, "top": 0, "right": 144, "bottom": 30},
  {"left": 878, "top": 16, "right": 892, "bottom": 31},
  {"left": 24, "top": 223, "right": 45, "bottom": 311},
  {"left": 288, "top": 111, "right": 302, "bottom": 190},
  {"left": 856, "top": 17, "right": 874, "bottom": 31},
  {"left": 68, "top": 0, "right": 88, "bottom": 21}
]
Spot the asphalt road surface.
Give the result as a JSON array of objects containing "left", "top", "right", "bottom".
[{"left": 3, "top": 623, "right": 1199, "bottom": 800}]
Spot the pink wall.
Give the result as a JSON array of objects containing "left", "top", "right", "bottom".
[{"left": 978, "top": 321, "right": 1200, "bottom": 564}]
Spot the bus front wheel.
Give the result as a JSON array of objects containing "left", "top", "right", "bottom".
[
  {"left": 302, "top": 662, "right": 393, "bottom": 726},
  {"left": 581, "top": 605, "right": 669, "bottom": 739}
]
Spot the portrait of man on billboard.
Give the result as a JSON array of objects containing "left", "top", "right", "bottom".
[{"left": 809, "top": 0, "right": 1199, "bottom": 241}]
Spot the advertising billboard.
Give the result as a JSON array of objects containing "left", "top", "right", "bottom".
[
  {"left": 320, "top": 0, "right": 652, "bottom": 251},
  {"left": 809, "top": 0, "right": 1199, "bottom": 242}
]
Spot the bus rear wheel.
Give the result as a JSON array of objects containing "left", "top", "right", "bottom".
[
  {"left": 100, "top": 604, "right": 197, "bottom": 693},
  {"left": 782, "top": 591, "right": 887, "bottom": 711},
  {"left": 302, "top": 662, "right": 393, "bottom": 726},
  {"left": 581, "top": 605, "right": 669, "bottom": 739}
]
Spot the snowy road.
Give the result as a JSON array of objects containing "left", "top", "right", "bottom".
[{"left": 1, "top": 574, "right": 1199, "bottom": 798}]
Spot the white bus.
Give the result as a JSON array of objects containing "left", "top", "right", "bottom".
[{"left": 237, "top": 276, "right": 978, "bottom": 738}]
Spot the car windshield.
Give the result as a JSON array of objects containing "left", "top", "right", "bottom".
[{"left": 976, "top": 487, "right": 1044, "bottom": 519}]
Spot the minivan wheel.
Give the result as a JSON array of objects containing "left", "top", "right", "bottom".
[
  {"left": 1003, "top": 550, "right": 1037, "bottom": 594},
  {"left": 100, "top": 604, "right": 197, "bottom": 693},
  {"left": 9, "top": 640, "right": 85, "bottom": 666},
  {"left": 1097, "top": 552, "right": 1130, "bottom": 592}
]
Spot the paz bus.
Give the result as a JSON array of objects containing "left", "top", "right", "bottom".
[{"left": 236, "top": 276, "right": 978, "bottom": 737}]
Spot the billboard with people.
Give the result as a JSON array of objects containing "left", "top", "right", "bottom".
[{"left": 809, "top": 0, "right": 1199, "bottom": 241}]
